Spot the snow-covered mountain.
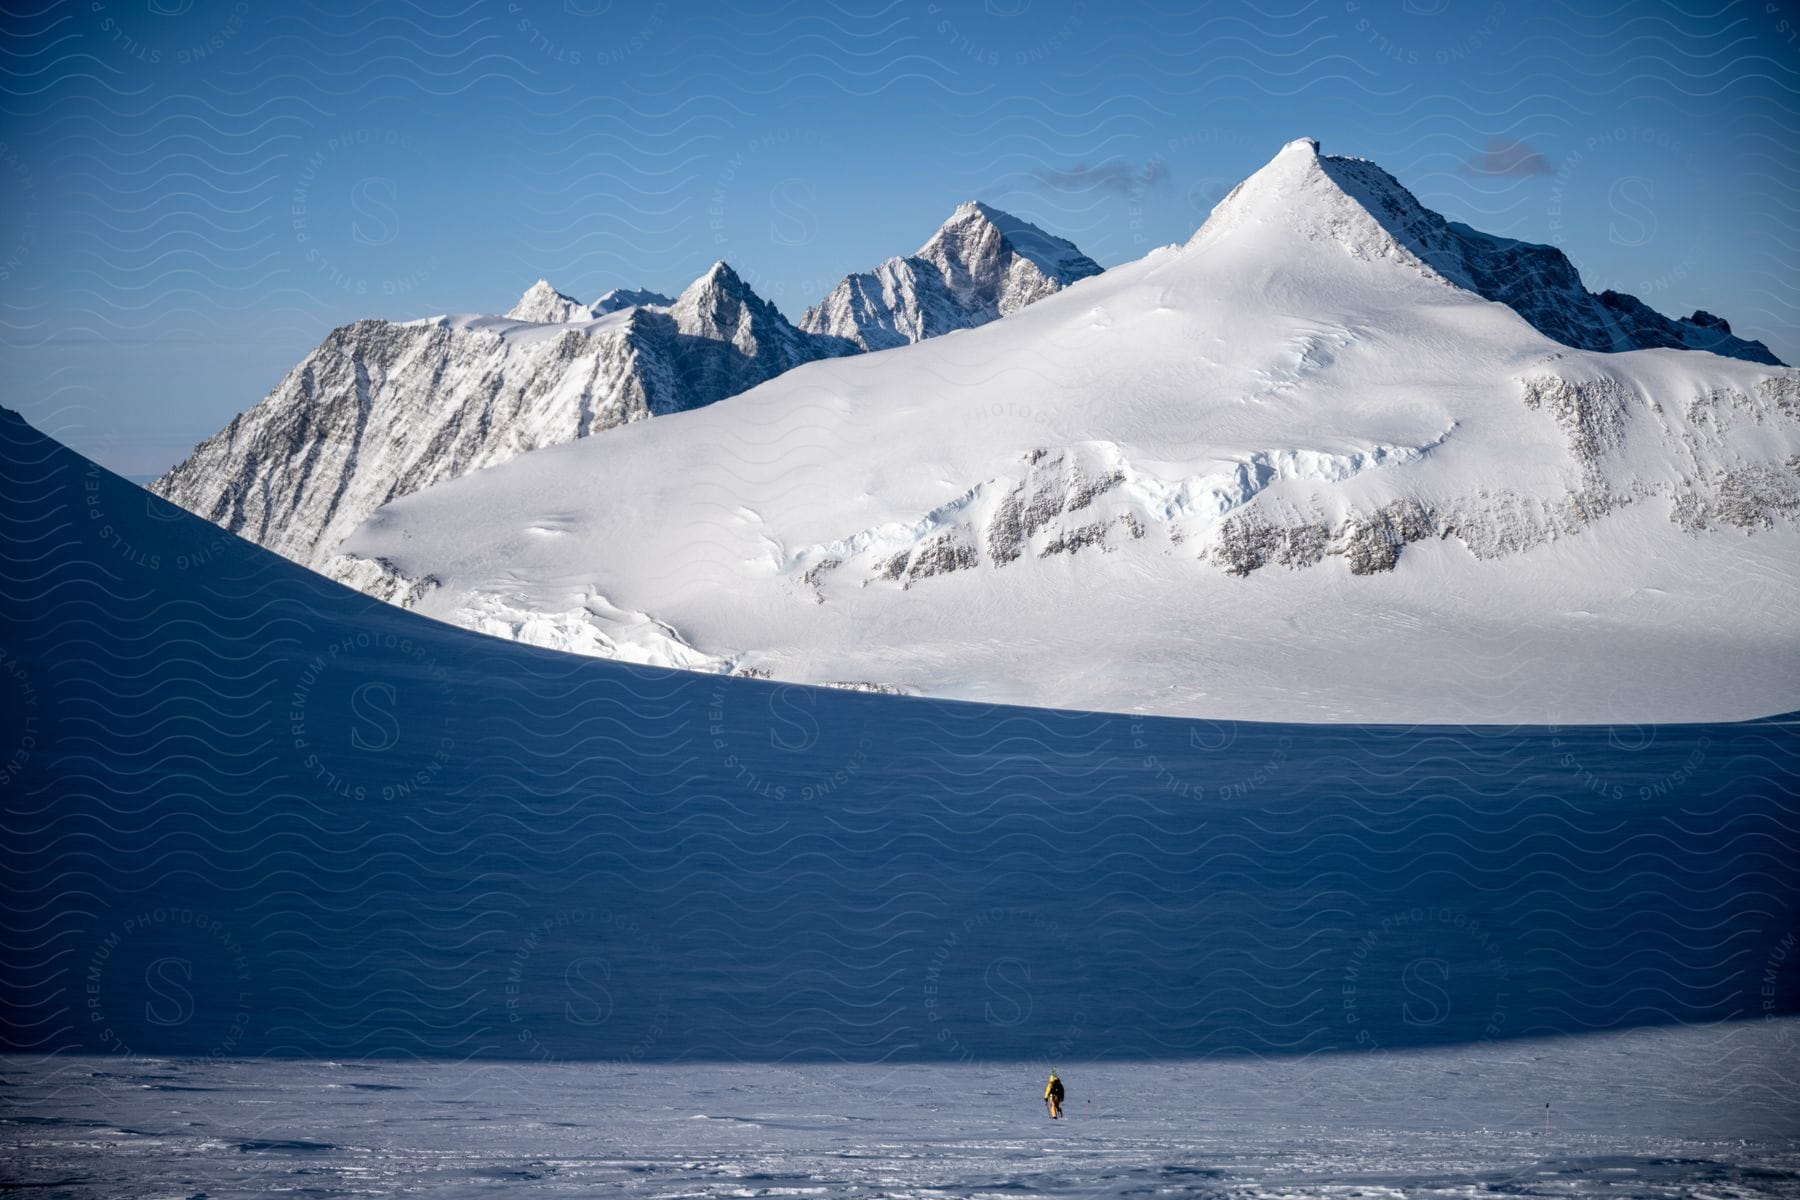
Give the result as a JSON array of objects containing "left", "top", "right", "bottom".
[
  {"left": 505, "top": 280, "right": 587, "bottom": 323},
  {"left": 1318, "top": 154, "right": 1783, "bottom": 363},
  {"left": 152, "top": 264, "right": 849, "bottom": 572},
  {"left": 505, "top": 280, "right": 675, "bottom": 323},
  {"left": 338, "top": 138, "right": 1800, "bottom": 723},
  {"left": 800, "top": 200, "right": 1104, "bottom": 350},
  {"left": 153, "top": 206, "right": 1099, "bottom": 573}
]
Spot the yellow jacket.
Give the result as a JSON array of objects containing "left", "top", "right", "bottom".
[{"left": 1044, "top": 1075, "right": 1062, "bottom": 1099}]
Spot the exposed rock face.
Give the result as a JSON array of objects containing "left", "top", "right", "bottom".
[
  {"left": 154, "top": 204, "right": 1100, "bottom": 574},
  {"left": 800, "top": 201, "right": 1104, "bottom": 351},
  {"left": 591, "top": 287, "right": 674, "bottom": 315},
  {"left": 785, "top": 365, "right": 1800, "bottom": 595},
  {"left": 1672, "top": 461, "right": 1800, "bottom": 532},
  {"left": 507, "top": 280, "right": 590, "bottom": 323},
  {"left": 1521, "top": 374, "right": 1631, "bottom": 472},
  {"left": 507, "top": 280, "right": 675, "bottom": 323},
  {"left": 326, "top": 553, "right": 440, "bottom": 607},
  {"left": 1336, "top": 499, "right": 1438, "bottom": 575},
  {"left": 155, "top": 319, "right": 651, "bottom": 568},
  {"left": 655, "top": 262, "right": 854, "bottom": 406},
  {"left": 153, "top": 264, "right": 847, "bottom": 570},
  {"left": 1317, "top": 154, "right": 1784, "bottom": 365},
  {"left": 1212, "top": 511, "right": 1331, "bottom": 577},
  {"left": 790, "top": 436, "right": 1450, "bottom": 592}
]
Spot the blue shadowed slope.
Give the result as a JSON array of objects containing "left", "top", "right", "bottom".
[{"left": 1, "top": 406, "right": 1797, "bottom": 1063}]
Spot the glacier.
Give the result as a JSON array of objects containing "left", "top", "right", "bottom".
[{"left": 335, "top": 138, "right": 1800, "bottom": 724}]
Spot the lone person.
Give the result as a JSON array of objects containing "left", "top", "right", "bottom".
[{"left": 1044, "top": 1070, "right": 1065, "bottom": 1119}]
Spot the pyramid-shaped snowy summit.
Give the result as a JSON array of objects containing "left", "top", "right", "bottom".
[{"left": 1200, "top": 138, "right": 1779, "bottom": 364}]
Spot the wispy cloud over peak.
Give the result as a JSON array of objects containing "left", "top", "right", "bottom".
[{"left": 1463, "top": 138, "right": 1554, "bottom": 177}]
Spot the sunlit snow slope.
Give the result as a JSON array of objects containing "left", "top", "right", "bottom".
[
  {"left": 3, "top": 408, "right": 1797, "bottom": 1063},
  {"left": 150, "top": 263, "right": 854, "bottom": 577},
  {"left": 341, "top": 139, "right": 1800, "bottom": 724},
  {"left": 151, "top": 204, "right": 1097, "bottom": 579}
]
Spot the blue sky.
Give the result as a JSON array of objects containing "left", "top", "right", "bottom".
[{"left": 2, "top": 0, "right": 1797, "bottom": 475}]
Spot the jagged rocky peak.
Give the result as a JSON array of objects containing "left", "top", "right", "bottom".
[
  {"left": 507, "top": 279, "right": 590, "bottom": 323},
  {"left": 918, "top": 200, "right": 1104, "bottom": 295},
  {"left": 672, "top": 261, "right": 780, "bottom": 345},
  {"left": 800, "top": 201, "right": 1102, "bottom": 351},
  {"left": 155, "top": 263, "right": 842, "bottom": 573},
  {"left": 675, "top": 259, "right": 750, "bottom": 308},
  {"left": 592, "top": 286, "right": 673, "bottom": 314},
  {"left": 508, "top": 280, "right": 675, "bottom": 323},
  {"left": 1201, "top": 137, "right": 1781, "bottom": 366}
]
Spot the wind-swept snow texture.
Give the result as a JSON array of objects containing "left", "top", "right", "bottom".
[
  {"left": 6, "top": 1026, "right": 1797, "bottom": 1197},
  {"left": 344, "top": 139, "right": 1800, "bottom": 725},
  {"left": 3, "top": 408, "right": 1797, "bottom": 1065}
]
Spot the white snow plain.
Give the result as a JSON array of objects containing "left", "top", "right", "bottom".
[
  {"left": 5, "top": 1021, "right": 1796, "bottom": 1197},
  {"left": 340, "top": 139, "right": 1800, "bottom": 725}
]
